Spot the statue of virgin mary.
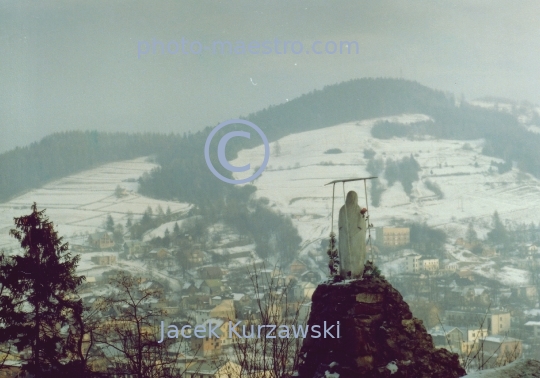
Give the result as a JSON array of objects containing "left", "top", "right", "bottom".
[{"left": 338, "top": 190, "right": 367, "bottom": 278}]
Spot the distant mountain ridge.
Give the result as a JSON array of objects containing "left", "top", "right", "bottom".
[
  {"left": 246, "top": 78, "right": 453, "bottom": 142},
  {"left": 2, "top": 78, "right": 539, "bottom": 205},
  {"left": 141, "top": 78, "right": 540, "bottom": 206}
]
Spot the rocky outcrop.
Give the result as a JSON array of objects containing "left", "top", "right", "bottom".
[{"left": 296, "top": 262, "right": 466, "bottom": 378}]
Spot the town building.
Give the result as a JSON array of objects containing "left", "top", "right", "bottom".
[
  {"left": 148, "top": 248, "right": 170, "bottom": 260},
  {"left": 179, "top": 249, "right": 206, "bottom": 266},
  {"left": 198, "top": 267, "right": 223, "bottom": 280},
  {"left": 375, "top": 227, "right": 410, "bottom": 247},
  {"left": 90, "top": 255, "right": 117, "bottom": 266},
  {"left": 190, "top": 325, "right": 223, "bottom": 357},
  {"left": 429, "top": 325, "right": 488, "bottom": 355},
  {"left": 405, "top": 254, "right": 420, "bottom": 273},
  {"left": 511, "top": 285, "right": 538, "bottom": 302},
  {"left": 445, "top": 310, "right": 511, "bottom": 336},
  {"left": 421, "top": 258, "right": 440, "bottom": 273},
  {"left": 87, "top": 231, "right": 115, "bottom": 250},
  {"left": 460, "top": 328, "right": 489, "bottom": 355},
  {"left": 429, "top": 325, "right": 464, "bottom": 352},
  {"left": 525, "top": 321, "right": 540, "bottom": 338},
  {"left": 294, "top": 281, "right": 316, "bottom": 300},
  {"left": 290, "top": 259, "right": 309, "bottom": 274},
  {"left": 200, "top": 280, "right": 224, "bottom": 296},
  {"left": 209, "top": 299, "right": 235, "bottom": 320},
  {"left": 482, "top": 335, "right": 522, "bottom": 367}
]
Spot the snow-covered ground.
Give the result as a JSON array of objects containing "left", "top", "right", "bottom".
[
  {"left": 0, "top": 157, "right": 192, "bottom": 251},
  {"left": 464, "top": 358, "right": 540, "bottom": 377},
  {"left": 472, "top": 264, "right": 530, "bottom": 287},
  {"left": 469, "top": 100, "right": 514, "bottom": 113},
  {"left": 231, "top": 114, "right": 540, "bottom": 257},
  {"left": 447, "top": 247, "right": 482, "bottom": 263}
]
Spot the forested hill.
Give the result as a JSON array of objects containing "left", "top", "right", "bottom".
[
  {"left": 244, "top": 78, "right": 538, "bottom": 177},
  {"left": 140, "top": 77, "right": 458, "bottom": 204},
  {"left": 0, "top": 131, "right": 182, "bottom": 203},
  {"left": 141, "top": 78, "right": 540, "bottom": 205},
  {"left": 2, "top": 78, "right": 540, "bottom": 206},
  {"left": 248, "top": 78, "right": 453, "bottom": 141}
]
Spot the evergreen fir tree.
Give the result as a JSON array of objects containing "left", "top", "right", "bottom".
[
  {"left": 530, "top": 222, "right": 539, "bottom": 243},
  {"left": 370, "top": 180, "right": 384, "bottom": 207},
  {"left": 366, "top": 158, "right": 384, "bottom": 176},
  {"left": 466, "top": 222, "right": 478, "bottom": 244},
  {"left": 384, "top": 158, "right": 399, "bottom": 185},
  {"left": 113, "top": 224, "right": 125, "bottom": 246},
  {"left": 0, "top": 203, "right": 86, "bottom": 376},
  {"left": 172, "top": 222, "right": 181, "bottom": 244},
  {"left": 105, "top": 214, "right": 114, "bottom": 233},
  {"left": 173, "top": 222, "right": 180, "bottom": 236},
  {"left": 141, "top": 206, "right": 153, "bottom": 227},
  {"left": 273, "top": 140, "right": 282, "bottom": 157},
  {"left": 487, "top": 211, "right": 508, "bottom": 246},
  {"left": 126, "top": 211, "right": 133, "bottom": 229},
  {"left": 163, "top": 228, "right": 171, "bottom": 247}
]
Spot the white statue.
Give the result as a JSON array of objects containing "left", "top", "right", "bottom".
[{"left": 338, "top": 190, "right": 367, "bottom": 278}]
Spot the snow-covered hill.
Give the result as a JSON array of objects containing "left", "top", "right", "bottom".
[
  {"left": 231, "top": 114, "right": 540, "bottom": 260},
  {"left": 0, "top": 157, "right": 192, "bottom": 251}
]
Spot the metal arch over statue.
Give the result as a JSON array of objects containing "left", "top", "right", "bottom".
[{"left": 325, "top": 177, "right": 377, "bottom": 279}]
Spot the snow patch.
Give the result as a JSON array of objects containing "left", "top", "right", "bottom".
[{"left": 386, "top": 361, "right": 398, "bottom": 374}]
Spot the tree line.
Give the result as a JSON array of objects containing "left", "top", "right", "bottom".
[
  {"left": 369, "top": 102, "right": 540, "bottom": 180},
  {"left": 0, "top": 131, "right": 181, "bottom": 203},
  {"left": 366, "top": 153, "right": 422, "bottom": 204}
]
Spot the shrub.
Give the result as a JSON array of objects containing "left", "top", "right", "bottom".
[
  {"left": 424, "top": 179, "right": 444, "bottom": 199},
  {"left": 324, "top": 148, "right": 343, "bottom": 154},
  {"left": 363, "top": 148, "right": 376, "bottom": 159},
  {"left": 372, "top": 121, "right": 409, "bottom": 139}
]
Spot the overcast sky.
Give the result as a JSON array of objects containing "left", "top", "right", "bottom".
[{"left": 1, "top": 0, "right": 539, "bottom": 153}]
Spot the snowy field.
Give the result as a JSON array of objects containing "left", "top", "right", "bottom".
[
  {"left": 0, "top": 157, "right": 192, "bottom": 251},
  {"left": 231, "top": 114, "right": 540, "bottom": 260},
  {"left": 472, "top": 264, "right": 530, "bottom": 286},
  {"left": 464, "top": 358, "right": 540, "bottom": 377}
]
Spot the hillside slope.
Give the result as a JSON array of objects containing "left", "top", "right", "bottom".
[
  {"left": 0, "top": 157, "right": 191, "bottom": 251},
  {"left": 231, "top": 114, "right": 540, "bottom": 285}
]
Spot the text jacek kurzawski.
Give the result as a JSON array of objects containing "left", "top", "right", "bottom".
[{"left": 158, "top": 321, "right": 340, "bottom": 343}]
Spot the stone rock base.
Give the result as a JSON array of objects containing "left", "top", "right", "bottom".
[{"left": 296, "top": 263, "right": 466, "bottom": 378}]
